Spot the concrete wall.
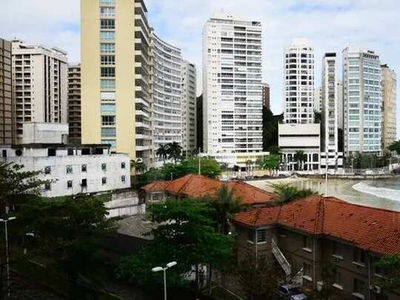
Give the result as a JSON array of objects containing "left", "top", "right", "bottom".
[
  {"left": 105, "top": 190, "right": 146, "bottom": 218},
  {"left": 22, "top": 123, "right": 69, "bottom": 144}
]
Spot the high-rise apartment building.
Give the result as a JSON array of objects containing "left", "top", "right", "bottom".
[
  {"left": 337, "top": 81, "right": 343, "bottom": 130},
  {"left": 343, "top": 48, "right": 382, "bottom": 156},
  {"left": 320, "top": 53, "right": 343, "bottom": 169},
  {"left": 262, "top": 83, "right": 270, "bottom": 108},
  {"left": 152, "top": 33, "right": 182, "bottom": 165},
  {"left": 202, "top": 13, "right": 263, "bottom": 161},
  {"left": 314, "top": 87, "right": 321, "bottom": 113},
  {"left": 381, "top": 64, "right": 397, "bottom": 152},
  {"left": 81, "top": 0, "right": 153, "bottom": 166},
  {"left": 283, "top": 38, "right": 315, "bottom": 124},
  {"left": 181, "top": 60, "right": 197, "bottom": 157},
  {"left": 0, "top": 38, "right": 13, "bottom": 145},
  {"left": 12, "top": 40, "right": 68, "bottom": 143},
  {"left": 68, "top": 64, "right": 81, "bottom": 144}
]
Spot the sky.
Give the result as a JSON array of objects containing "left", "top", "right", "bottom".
[{"left": 1, "top": 0, "right": 399, "bottom": 132}]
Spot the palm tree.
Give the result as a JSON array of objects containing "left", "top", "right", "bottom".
[
  {"left": 294, "top": 150, "right": 307, "bottom": 171},
  {"left": 272, "top": 184, "right": 317, "bottom": 205},
  {"left": 209, "top": 185, "right": 243, "bottom": 234},
  {"left": 156, "top": 144, "right": 169, "bottom": 164},
  {"left": 168, "top": 142, "right": 182, "bottom": 164}
]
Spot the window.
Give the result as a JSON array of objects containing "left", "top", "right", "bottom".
[
  {"left": 102, "top": 177, "right": 107, "bottom": 185},
  {"left": 68, "top": 148, "right": 74, "bottom": 156},
  {"left": 44, "top": 166, "right": 51, "bottom": 174},
  {"left": 247, "top": 229, "right": 254, "bottom": 243},
  {"left": 81, "top": 164, "right": 87, "bottom": 172},
  {"left": 100, "top": 43, "right": 115, "bottom": 53},
  {"left": 101, "top": 103, "right": 116, "bottom": 114},
  {"left": 81, "top": 179, "right": 87, "bottom": 187},
  {"left": 101, "top": 79, "right": 115, "bottom": 89},
  {"left": 303, "top": 236, "right": 312, "bottom": 251},
  {"left": 353, "top": 278, "right": 366, "bottom": 299},
  {"left": 44, "top": 183, "right": 51, "bottom": 191},
  {"left": 101, "top": 67, "right": 115, "bottom": 77},
  {"left": 101, "top": 127, "right": 116, "bottom": 137},
  {"left": 303, "top": 263, "right": 312, "bottom": 281},
  {"left": 333, "top": 270, "right": 342, "bottom": 289},
  {"left": 121, "top": 175, "right": 126, "bottom": 182},
  {"left": 102, "top": 115, "right": 115, "bottom": 125},
  {"left": 256, "top": 229, "right": 267, "bottom": 243},
  {"left": 332, "top": 241, "right": 343, "bottom": 258},
  {"left": 66, "top": 165, "right": 73, "bottom": 174},
  {"left": 100, "top": 19, "right": 115, "bottom": 29},
  {"left": 353, "top": 248, "right": 366, "bottom": 265},
  {"left": 100, "top": 31, "right": 115, "bottom": 41},
  {"left": 100, "top": 0, "right": 114, "bottom": 4},
  {"left": 101, "top": 55, "right": 115, "bottom": 65},
  {"left": 67, "top": 180, "right": 73, "bottom": 189},
  {"left": 121, "top": 162, "right": 126, "bottom": 169},
  {"left": 100, "top": 7, "right": 115, "bottom": 18},
  {"left": 101, "top": 163, "right": 107, "bottom": 171}
]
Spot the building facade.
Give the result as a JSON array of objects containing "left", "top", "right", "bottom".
[
  {"left": 262, "top": 83, "right": 270, "bottom": 108},
  {"left": 320, "top": 53, "right": 343, "bottom": 170},
  {"left": 343, "top": 48, "right": 382, "bottom": 156},
  {"left": 283, "top": 39, "right": 315, "bottom": 124},
  {"left": 68, "top": 64, "right": 81, "bottom": 144},
  {"left": 381, "top": 64, "right": 397, "bottom": 152},
  {"left": 314, "top": 86, "right": 322, "bottom": 113},
  {"left": 12, "top": 40, "right": 68, "bottom": 143},
  {"left": 337, "top": 81, "right": 344, "bottom": 130},
  {"left": 202, "top": 13, "right": 263, "bottom": 156},
  {"left": 81, "top": 0, "right": 153, "bottom": 166},
  {"left": 0, "top": 38, "right": 13, "bottom": 145},
  {"left": 152, "top": 33, "right": 182, "bottom": 165},
  {"left": 181, "top": 60, "right": 197, "bottom": 157}
]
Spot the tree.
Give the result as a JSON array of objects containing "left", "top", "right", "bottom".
[
  {"left": 388, "top": 140, "right": 400, "bottom": 155},
  {"left": 272, "top": 184, "right": 317, "bottom": 205},
  {"left": 374, "top": 255, "right": 400, "bottom": 290},
  {"left": 268, "top": 145, "right": 281, "bottom": 155},
  {"left": 206, "top": 185, "right": 243, "bottom": 234},
  {"left": 294, "top": 150, "right": 307, "bottom": 171},
  {"left": 168, "top": 142, "right": 183, "bottom": 164},
  {"left": 262, "top": 106, "right": 283, "bottom": 151},
  {"left": 131, "top": 159, "right": 146, "bottom": 174},
  {"left": 0, "top": 162, "right": 47, "bottom": 214},
  {"left": 256, "top": 155, "right": 280, "bottom": 174},
  {"left": 156, "top": 144, "right": 169, "bottom": 164},
  {"left": 118, "top": 199, "right": 233, "bottom": 288},
  {"left": 237, "top": 252, "right": 280, "bottom": 300}
]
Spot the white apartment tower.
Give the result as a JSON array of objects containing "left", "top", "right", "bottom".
[
  {"left": 203, "top": 13, "right": 263, "bottom": 156},
  {"left": 381, "top": 64, "right": 397, "bottom": 152},
  {"left": 152, "top": 33, "right": 183, "bottom": 165},
  {"left": 181, "top": 60, "right": 197, "bottom": 157},
  {"left": 343, "top": 48, "right": 382, "bottom": 156},
  {"left": 12, "top": 40, "right": 68, "bottom": 143},
  {"left": 284, "top": 39, "right": 315, "bottom": 124}
]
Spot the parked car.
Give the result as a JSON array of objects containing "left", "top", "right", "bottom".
[{"left": 278, "top": 284, "right": 307, "bottom": 300}]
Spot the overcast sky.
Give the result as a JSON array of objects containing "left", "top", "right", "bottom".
[{"left": 1, "top": 0, "right": 399, "bottom": 130}]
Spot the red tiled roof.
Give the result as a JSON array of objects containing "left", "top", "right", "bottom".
[
  {"left": 234, "top": 195, "right": 400, "bottom": 255},
  {"left": 142, "top": 181, "right": 169, "bottom": 192},
  {"left": 142, "top": 174, "right": 274, "bottom": 205}
]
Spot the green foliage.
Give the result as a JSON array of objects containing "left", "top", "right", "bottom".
[
  {"left": 345, "top": 153, "right": 389, "bottom": 169},
  {"left": 272, "top": 184, "right": 318, "bottom": 205},
  {"left": 118, "top": 199, "right": 234, "bottom": 288},
  {"left": 375, "top": 255, "right": 400, "bottom": 290},
  {"left": 256, "top": 154, "right": 281, "bottom": 172},
  {"left": 294, "top": 150, "right": 307, "bottom": 171},
  {"left": 237, "top": 253, "right": 280, "bottom": 300},
  {"left": 262, "top": 106, "right": 283, "bottom": 151},
  {"left": 0, "top": 161, "right": 47, "bottom": 214},
  {"left": 130, "top": 159, "right": 146, "bottom": 174},
  {"left": 314, "top": 110, "right": 322, "bottom": 123},
  {"left": 268, "top": 145, "right": 282, "bottom": 155},
  {"left": 388, "top": 140, "right": 400, "bottom": 155}
]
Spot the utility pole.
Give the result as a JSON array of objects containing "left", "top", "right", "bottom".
[{"left": 0, "top": 217, "right": 16, "bottom": 299}]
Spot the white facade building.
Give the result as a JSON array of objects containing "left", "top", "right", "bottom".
[
  {"left": 152, "top": 33, "right": 182, "bottom": 166},
  {"left": 12, "top": 40, "right": 68, "bottom": 143},
  {"left": 381, "top": 64, "right": 397, "bottom": 152},
  {"left": 181, "top": 60, "right": 197, "bottom": 157},
  {"left": 343, "top": 48, "right": 382, "bottom": 156},
  {"left": 320, "top": 53, "right": 343, "bottom": 170},
  {"left": 314, "top": 87, "right": 322, "bottom": 113},
  {"left": 279, "top": 123, "right": 320, "bottom": 171},
  {"left": 202, "top": 13, "right": 264, "bottom": 158},
  {"left": 283, "top": 39, "right": 315, "bottom": 124},
  {"left": 337, "top": 81, "right": 344, "bottom": 130}
]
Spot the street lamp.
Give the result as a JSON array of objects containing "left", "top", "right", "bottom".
[
  {"left": 152, "top": 261, "right": 177, "bottom": 300},
  {"left": 0, "top": 216, "right": 16, "bottom": 299}
]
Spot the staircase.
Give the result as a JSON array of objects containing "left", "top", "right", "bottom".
[{"left": 271, "top": 238, "right": 291, "bottom": 281}]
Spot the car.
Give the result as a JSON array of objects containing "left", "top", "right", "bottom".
[{"left": 278, "top": 284, "right": 307, "bottom": 300}]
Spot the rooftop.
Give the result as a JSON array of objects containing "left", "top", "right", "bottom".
[{"left": 234, "top": 195, "right": 400, "bottom": 255}]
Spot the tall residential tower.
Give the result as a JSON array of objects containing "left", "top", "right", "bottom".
[
  {"left": 381, "top": 64, "right": 397, "bottom": 152},
  {"left": 202, "top": 13, "right": 264, "bottom": 166},
  {"left": 68, "top": 64, "right": 81, "bottom": 144},
  {"left": 0, "top": 38, "right": 13, "bottom": 145}
]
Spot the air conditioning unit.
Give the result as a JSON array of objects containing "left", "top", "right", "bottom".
[{"left": 369, "top": 284, "right": 381, "bottom": 294}]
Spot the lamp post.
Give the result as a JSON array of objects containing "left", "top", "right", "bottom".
[
  {"left": 0, "top": 216, "right": 16, "bottom": 299},
  {"left": 152, "top": 261, "right": 177, "bottom": 300}
]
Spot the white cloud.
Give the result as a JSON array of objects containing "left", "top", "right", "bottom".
[{"left": 1, "top": 0, "right": 399, "bottom": 134}]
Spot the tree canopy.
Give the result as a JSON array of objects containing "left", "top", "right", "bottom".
[
  {"left": 256, "top": 154, "right": 281, "bottom": 173},
  {"left": 375, "top": 255, "right": 400, "bottom": 290},
  {"left": 272, "top": 184, "right": 318, "bottom": 205},
  {"left": 388, "top": 141, "right": 400, "bottom": 155}
]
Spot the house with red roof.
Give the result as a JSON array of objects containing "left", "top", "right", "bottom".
[
  {"left": 141, "top": 174, "right": 274, "bottom": 206},
  {"left": 233, "top": 195, "right": 400, "bottom": 300}
]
